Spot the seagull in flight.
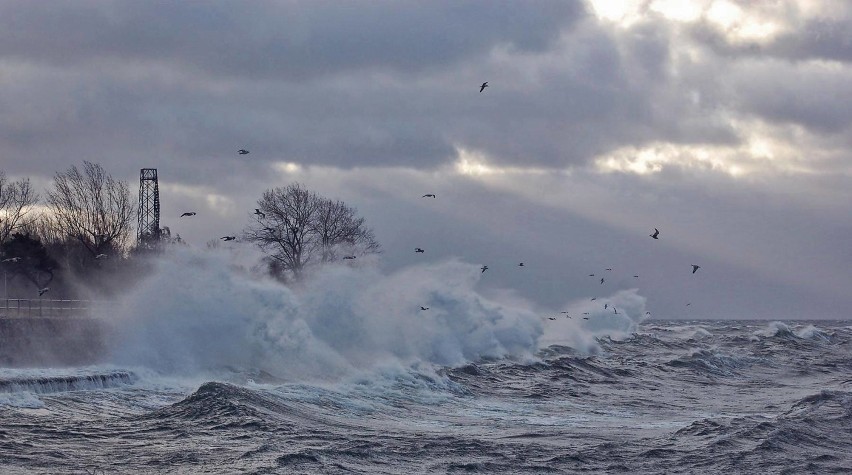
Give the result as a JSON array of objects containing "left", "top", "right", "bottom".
[
  {"left": 2, "top": 257, "right": 20, "bottom": 263},
  {"left": 650, "top": 228, "right": 659, "bottom": 239},
  {"left": 691, "top": 265, "right": 701, "bottom": 274},
  {"left": 583, "top": 317, "right": 589, "bottom": 320},
  {"left": 479, "top": 82, "right": 488, "bottom": 93},
  {"left": 254, "top": 209, "right": 266, "bottom": 219},
  {"left": 481, "top": 265, "right": 489, "bottom": 273},
  {"left": 343, "top": 256, "right": 357, "bottom": 260},
  {"left": 420, "top": 306, "right": 429, "bottom": 311},
  {"left": 588, "top": 274, "right": 595, "bottom": 277},
  {"left": 518, "top": 263, "right": 524, "bottom": 267},
  {"left": 220, "top": 236, "right": 236, "bottom": 241},
  {"left": 548, "top": 317, "right": 556, "bottom": 321},
  {"left": 605, "top": 268, "right": 612, "bottom": 271},
  {"left": 645, "top": 312, "right": 651, "bottom": 315},
  {"left": 686, "top": 303, "right": 692, "bottom": 306},
  {"left": 613, "top": 307, "right": 618, "bottom": 314},
  {"left": 604, "top": 304, "right": 609, "bottom": 310},
  {"left": 633, "top": 275, "right": 639, "bottom": 278},
  {"left": 180, "top": 212, "right": 196, "bottom": 217},
  {"left": 38, "top": 287, "right": 49, "bottom": 296},
  {"left": 95, "top": 254, "right": 108, "bottom": 259},
  {"left": 422, "top": 194, "right": 436, "bottom": 198},
  {"left": 238, "top": 149, "right": 249, "bottom": 155},
  {"left": 591, "top": 297, "right": 597, "bottom": 301},
  {"left": 415, "top": 248, "right": 425, "bottom": 253},
  {"left": 582, "top": 312, "right": 590, "bottom": 315},
  {"left": 600, "top": 278, "right": 605, "bottom": 285}
]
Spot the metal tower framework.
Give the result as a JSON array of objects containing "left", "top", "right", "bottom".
[{"left": 137, "top": 168, "right": 160, "bottom": 247}]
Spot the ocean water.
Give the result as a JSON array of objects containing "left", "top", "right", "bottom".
[
  {"left": 1, "top": 254, "right": 850, "bottom": 474},
  {"left": 1, "top": 319, "right": 850, "bottom": 474}
]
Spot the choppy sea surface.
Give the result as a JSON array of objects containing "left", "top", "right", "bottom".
[{"left": 2, "top": 320, "right": 851, "bottom": 474}]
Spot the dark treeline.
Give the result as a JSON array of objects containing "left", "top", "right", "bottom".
[{"left": 0, "top": 164, "right": 380, "bottom": 300}]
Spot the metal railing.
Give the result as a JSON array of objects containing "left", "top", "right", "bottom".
[{"left": 0, "top": 299, "right": 114, "bottom": 319}]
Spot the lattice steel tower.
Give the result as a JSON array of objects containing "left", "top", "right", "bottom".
[{"left": 137, "top": 168, "right": 161, "bottom": 247}]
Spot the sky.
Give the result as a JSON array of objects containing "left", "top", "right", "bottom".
[{"left": 0, "top": 0, "right": 850, "bottom": 319}]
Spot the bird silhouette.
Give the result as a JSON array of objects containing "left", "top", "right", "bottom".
[
  {"left": 422, "top": 194, "right": 436, "bottom": 198},
  {"left": 604, "top": 304, "right": 609, "bottom": 310},
  {"left": 613, "top": 307, "right": 618, "bottom": 314},
  {"left": 238, "top": 149, "right": 249, "bottom": 155},
  {"left": 420, "top": 306, "right": 429, "bottom": 311},
  {"left": 589, "top": 274, "right": 595, "bottom": 277},
  {"left": 415, "top": 248, "right": 425, "bottom": 253},
  {"left": 38, "top": 287, "right": 49, "bottom": 296},
  {"left": 254, "top": 209, "right": 266, "bottom": 219},
  {"left": 605, "top": 268, "right": 612, "bottom": 271},
  {"left": 633, "top": 275, "right": 639, "bottom": 278},
  {"left": 518, "top": 262, "right": 524, "bottom": 267},
  {"left": 220, "top": 236, "right": 236, "bottom": 241},
  {"left": 343, "top": 256, "right": 357, "bottom": 260},
  {"left": 686, "top": 303, "right": 692, "bottom": 306},
  {"left": 180, "top": 212, "right": 196, "bottom": 217},
  {"left": 583, "top": 317, "right": 589, "bottom": 320},
  {"left": 95, "top": 254, "right": 108, "bottom": 259},
  {"left": 479, "top": 82, "right": 488, "bottom": 92},
  {"left": 591, "top": 297, "right": 597, "bottom": 301},
  {"left": 600, "top": 278, "right": 605, "bottom": 284},
  {"left": 481, "top": 265, "right": 489, "bottom": 273},
  {"left": 691, "top": 265, "right": 701, "bottom": 274},
  {"left": 650, "top": 228, "right": 659, "bottom": 239},
  {"left": 2, "top": 257, "right": 20, "bottom": 263},
  {"left": 548, "top": 317, "right": 556, "bottom": 321}
]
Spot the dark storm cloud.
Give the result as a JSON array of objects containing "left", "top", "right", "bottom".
[{"left": 0, "top": 0, "right": 584, "bottom": 80}]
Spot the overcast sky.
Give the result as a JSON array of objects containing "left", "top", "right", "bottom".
[{"left": 1, "top": 0, "right": 850, "bottom": 318}]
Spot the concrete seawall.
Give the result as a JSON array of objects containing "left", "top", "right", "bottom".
[{"left": 0, "top": 318, "right": 106, "bottom": 367}]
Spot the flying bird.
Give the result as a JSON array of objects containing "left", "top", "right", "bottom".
[
  {"left": 238, "top": 149, "right": 249, "bottom": 155},
  {"left": 645, "top": 312, "right": 651, "bottom": 315},
  {"left": 548, "top": 317, "right": 556, "bottom": 321},
  {"left": 220, "top": 236, "right": 236, "bottom": 241},
  {"left": 600, "top": 278, "right": 605, "bottom": 284},
  {"left": 691, "top": 265, "right": 701, "bottom": 274},
  {"left": 588, "top": 274, "right": 595, "bottom": 277},
  {"left": 583, "top": 317, "right": 589, "bottom": 320},
  {"left": 422, "top": 194, "right": 436, "bottom": 198},
  {"left": 38, "top": 287, "right": 49, "bottom": 296},
  {"left": 420, "top": 306, "right": 429, "bottom": 311},
  {"left": 343, "top": 256, "right": 357, "bottom": 260},
  {"left": 591, "top": 297, "right": 597, "bottom": 301},
  {"left": 479, "top": 82, "right": 488, "bottom": 92},
  {"left": 686, "top": 303, "right": 692, "bottom": 306},
  {"left": 582, "top": 312, "right": 590, "bottom": 315},
  {"left": 180, "top": 212, "right": 196, "bottom": 217},
  {"left": 605, "top": 268, "right": 612, "bottom": 271},
  {"left": 518, "top": 263, "right": 524, "bottom": 267},
  {"left": 604, "top": 304, "right": 609, "bottom": 310},
  {"left": 254, "top": 209, "right": 266, "bottom": 219},
  {"left": 481, "top": 265, "right": 489, "bottom": 273},
  {"left": 2, "top": 257, "right": 20, "bottom": 263},
  {"left": 415, "top": 248, "right": 425, "bottom": 253},
  {"left": 650, "top": 228, "right": 659, "bottom": 239},
  {"left": 95, "top": 254, "right": 108, "bottom": 259},
  {"left": 633, "top": 275, "right": 639, "bottom": 278},
  {"left": 613, "top": 307, "right": 618, "bottom": 314}
]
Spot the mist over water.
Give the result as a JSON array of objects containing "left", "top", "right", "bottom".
[{"left": 104, "top": 249, "right": 648, "bottom": 381}]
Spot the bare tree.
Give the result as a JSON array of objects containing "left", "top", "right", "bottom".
[
  {"left": 244, "top": 183, "right": 380, "bottom": 281},
  {"left": 0, "top": 171, "right": 38, "bottom": 245},
  {"left": 46, "top": 161, "right": 134, "bottom": 258}
]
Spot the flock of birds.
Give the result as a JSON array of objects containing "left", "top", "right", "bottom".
[{"left": 12, "top": 83, "right": 704, "bottom": 314}]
